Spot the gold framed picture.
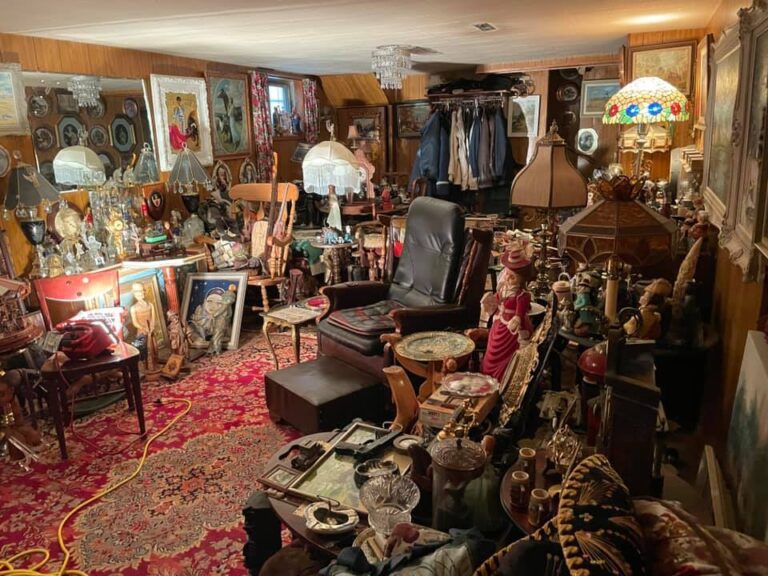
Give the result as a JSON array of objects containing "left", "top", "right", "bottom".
[{"left": 628, "top": 40, "right": 696, "bottom": 95}]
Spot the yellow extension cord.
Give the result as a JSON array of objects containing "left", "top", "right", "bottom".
[{"left": 0, "top": 398, "right": 193, "bottom": 576}]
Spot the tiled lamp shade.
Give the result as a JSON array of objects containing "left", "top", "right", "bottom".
[{"left": 602, "top": 76, "right": 690, "bottom": 125}]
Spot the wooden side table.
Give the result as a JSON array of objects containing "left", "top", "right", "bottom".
[
  {"left": 310, "top": 241, "right": 356, "bottom": 286},
  {"left": 41, "top": 344, "right": 144, "bottom": 460},
  {"left": 261, "top": 298, "right": 327, "bottom": 369}
]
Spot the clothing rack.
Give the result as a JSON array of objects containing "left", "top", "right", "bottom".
[{"left": 427, "top": 90, "right": 515, "bottom": 106}]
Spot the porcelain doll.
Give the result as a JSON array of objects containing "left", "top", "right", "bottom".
[{"left": 480, "top": 243, "right": 533, "bottom": 381}]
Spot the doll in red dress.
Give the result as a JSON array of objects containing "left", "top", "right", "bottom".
[{"left": 480, "top": 243, "right": 533, "bottom": 381}]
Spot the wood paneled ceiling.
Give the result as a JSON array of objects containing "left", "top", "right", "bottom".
[{"left": 0, "top": 0, "right": 719, "bottom": 74}]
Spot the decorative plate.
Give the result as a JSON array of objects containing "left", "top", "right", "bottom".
[
  {"left": 33, "top": 126, "right": 56, "bottom": 151},
  {"left": 393, "top": 435, "right": 421, "bottom": 453},
  {"left": 28, "top": 92, "right": 51, "bottom": 118},
  {"left": 89, "top": 125, "right": 109, "bottom": 148},
  {"left": 0, "top": 145, "right": 10, "bottom": 178},
  {"left": 441, "top": 372, "right": 500, "bottom": 397},
  {"left": 123, "top": 97, "right": 139, "bottom": 118},
  {"left": 395, "top": 331, "right": 475, "bottom": 362},
  {"left": 304, "top": 501, "right": 358, "bottom": 535},
  {"left": 110, "top": 115, "right": 136, "bottom": 153},
  {"left": 87, "top": 98, "right": 106, "bottom": 119},
  {"left": 559, "top": 68, "right": 581, "bottom": 81},
  {"left": 556, "top": 83, "right": 580, "bottom": 103}
]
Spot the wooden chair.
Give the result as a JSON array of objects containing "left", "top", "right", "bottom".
[
  {"left": 382, "top": 365, "right": 421, "bottom": 435},
  {"left": 230, "top": 181, "right": 299, "bottom": 312},
  {"left": 32, "top": 269, "right": 144, "bottom": 459},
  {"left": 352, "top": 220, "right": 388, "bottom": 281}
]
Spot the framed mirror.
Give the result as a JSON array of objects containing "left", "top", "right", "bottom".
[{"left": 22, "top": 72, "right": 155, "bottom": 189}]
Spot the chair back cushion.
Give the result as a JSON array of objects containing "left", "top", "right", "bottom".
[{"left": 388, "top": 197, "right": 465, "bottom": 307}]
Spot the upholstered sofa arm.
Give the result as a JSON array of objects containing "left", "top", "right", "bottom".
[
  {"left": 393, "top": 305, "right": 472, "bottom": 335},
  {"left": 320, "top": 281, "right": 391, "bottom": 316}
]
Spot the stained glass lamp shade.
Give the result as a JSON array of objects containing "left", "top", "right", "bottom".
[
  {"left": 168, "top": 143, "right": 210, "bottom": 194},
  {"left": 603, "top": 76, "right": 689, "bottom": 175},
  {"left": 4, "top": 160, "right": 60, "bottom": 216},
  {"left": 559, "top": 175, "right": 675, "bottom": 321},
  {"left": 134, "top": 143, "right": 160, "bottom": 184}
]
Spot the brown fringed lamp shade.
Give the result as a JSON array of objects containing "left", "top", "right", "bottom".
[
  {"left": 510, "top": 122, "right": 587, "bottom": 209},
  {"left": 558, "top": 176, "right": 676, "bottom": 267}
]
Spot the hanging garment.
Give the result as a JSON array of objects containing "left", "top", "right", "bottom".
[
  {"left": 409, "top": 111, "right": 441, "bottom": 192},
  {"left": 468, "top": 108, "right": 481, "bottom": 181},
  {"left": 435, "top": 111, "right": 451, "bottom": 197},
  {"left": 448, "top": 109, "right": 459, "bottom": 184},
  {"left": 456, "top": 110, "right": 473, "bottom": 190},
  {"left": 492, "top": 108, "right": 509, "bottom": 183},
  {"left": 477, "top": 110, "right": 493, "bottom": 189}
]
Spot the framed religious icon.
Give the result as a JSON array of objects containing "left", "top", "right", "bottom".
[
  {"left": 150, "top": 74, "right": 213, "bottom": 171},
  {"left": 628, "top": 40, "right": 696, "bottom": 95},
  {"left": 580, "top": 80, "right": 621, "bottom": 117},
  {"left": 695, "top": 34, "right": 714, "bottom": 130},
  {"left": 238, "top": 158, "right": 257, "bottom": 183},
  {"left": 180, "top": 271, "right": 248, "bottom": 351},
  {"left": 110, "top": 115, "right": 136, "bottom": 153},
  {"left": 730, "top": 1, "right": 768, "bottom": 277},
  {"left": 206, "top": 72, "right": 252, "bottom": 158},
  {"left": 0, "top": 64, "right": 29, "bottom": 136},
  {"left": 702, "top": 25, "right": 741, "bottom": 234},
  {"left": 396, "top": 101, "right": 430, "bottom": 138},
  {"left": 211, "top": 160, "right": 233, "bottom": 202}
]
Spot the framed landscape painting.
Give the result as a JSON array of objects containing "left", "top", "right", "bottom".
[
  {"left": 207, "top": 72, "right": 251, "bottom": 158},
  {"left": 150, "top": 74, "right": 213, "bottom": 171},
  {"left": 629, "top": 40, "right": 696, "bottom": 95},
  {"left": 580, "top": 80, "right": 620, "bottom": 117},
  {"left": 396, "top": 101, "right": 430, "bottom": 138},
  {"left": 0, "top": 63, "right": 29, "bottom": 136},
  {"left": 507, "top": 95, "right": 540, "bottom": 137}
]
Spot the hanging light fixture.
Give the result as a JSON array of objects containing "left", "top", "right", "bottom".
[
  {"left": 133, "top": 143, "right": 160, "bottom": 184},
  {"left": 67, "top": 75, "right": 102, "bottom": 108},
  {"left": 371, "top": 45, "right": 412, "bottom": 90},
  {"left": 53, "top": 132, "right": 105, "bottom": 187}
]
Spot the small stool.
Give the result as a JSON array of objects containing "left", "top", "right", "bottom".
[{"left": 265, "top": 356, "right": 385, "bottom": 433}]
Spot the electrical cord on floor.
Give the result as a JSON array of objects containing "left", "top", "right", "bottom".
[{"left": 0, "top": 397, "right": 193, "bottom": 576}]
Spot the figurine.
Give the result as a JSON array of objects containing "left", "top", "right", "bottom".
[
  {"left": 572, "top": 271, "right": 602, "bottom": 336},
  {"left": 290, "top": 108, "right": 302, "bottom": 134},
  {"left": 167, "top": 310, "right": 188, "bottom": 359},
  {"left": 326, "top": 185, "right": 343, "bottom": 233},
  {"left": 188, "top": 285, "right": 237, "bottom": 354},
  {"left": 552, "top": 277, "right": 574, "bottom": 332},
  {"left": 480, "top": 243, "right": 533, "bottom": 381},
  {"left": 624, "top": 278, "right": 672, "bottom": 340},
  {"left": 130, "top": 282, "right": 158, "bottom": 370}
]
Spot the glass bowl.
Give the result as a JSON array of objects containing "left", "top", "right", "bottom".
[
  {"left": 359, "top": 475, "right": 420, "bottom": 536},
  {"left": 353, "top": 458, "right": 398, "bottom": 488}
]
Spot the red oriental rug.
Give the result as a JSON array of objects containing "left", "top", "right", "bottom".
[{"left": 1, "top": 333, "right": 308, "bottom": 576}]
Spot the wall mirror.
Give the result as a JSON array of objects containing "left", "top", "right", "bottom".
[{"left": 22, "top": 72, "right": 155, "bottom": 189}]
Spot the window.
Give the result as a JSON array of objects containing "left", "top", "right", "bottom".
[{"left": 268, "top": 79, "right": 293, "bottom": 116}]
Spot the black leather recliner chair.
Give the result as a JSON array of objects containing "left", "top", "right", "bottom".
[{"left": 317, "top": 197, "right": 493, "bottom": 380}]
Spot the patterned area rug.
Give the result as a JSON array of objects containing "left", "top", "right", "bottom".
[{"left": 1, "top": 332, "right": 308, "bottom": 576}]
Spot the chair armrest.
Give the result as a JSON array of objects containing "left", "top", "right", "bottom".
[
  {"left": 393, "top": 305, "right": 472, "bottom": 335},
  {"left": 320, "top": 281, "right": 390, "bottom": 315}
]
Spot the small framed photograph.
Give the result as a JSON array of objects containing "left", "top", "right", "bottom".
[
  {"left": 576, "top": 128, "right": 599, "bottom": 155},
  {"left": 57, "top": 115, "right": 85, "bottom": 147},
  {"left": 354, "top": 116, "right": 378, "bottom": 140},
  {"left": 628, "top": 40, "right": 696, "bottom": 95},
  {"left": 238, "top": 158, "right": 257, "bottom": 183},
  {"left": 123, "top": 97, "right": 139, "bottom": 118},
  {"left": 259, "top": 464, "right": 300, "bottom": 491},
  {"left": 396, "top": 101, "right": 430, "bottom": 138},
  {"left": 56, "top": 91, "right": 78, "bottom": 114},
  {"left": 507, "top": 95, "right": 540, "bottom": 137},
  {"left": 580, "top": 80, "right": 621, "bottom": 117}
]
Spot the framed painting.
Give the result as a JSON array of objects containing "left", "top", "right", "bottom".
[
  {"left": 57, "top": 115, "right": 85, "bottom": 148},
  {"left": 695, "top": 34, "right": 714, "bottom": 130},
  {"left": 628, "top": 40, "right": 696, "bottom": 95},
  {"left": 0, "top": 64, "right": 29, "bottom": 136},
  {"left": 150, "top": 74, "right": 213, "bottom": 172},
  {"left": 702, "top": 25, "right": 740, "bottom": 236},
  {"left": 179, "top": 271, "right": 248, "bottom": 351},
  {"left": 730, "top": 1, "right": 768, "bottom": 278},
  {"left": 119, "top": 269, "right": 169, "bottom": 349},
  {"left": 56, "top": 91, "right": 78, "bottom": 114},
  {"left": 110, "top": 115, "right": 136, "bottom": 153},
  {"left": 580, "top": 80, "right": 620, "bottom": 117},
  {"left": 507, "top": 95, "right": 540, "bottom": 137},
  {"left": 206, "top": 72, "right": 252, "bottom": 158},
  {"left": 396, "top": 101, "right": 430, "bottom": 138}
]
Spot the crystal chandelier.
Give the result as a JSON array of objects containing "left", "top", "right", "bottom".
[
  {"left": 67, "top": 75, "right": 102, "bottom": 108},
  {"left": 371, "top": 45, "right": 412, "bottom": 90}
]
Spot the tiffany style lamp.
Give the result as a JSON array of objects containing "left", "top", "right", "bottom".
[{"left": 602, "top": 76, "right": 689, "bottom": 176}]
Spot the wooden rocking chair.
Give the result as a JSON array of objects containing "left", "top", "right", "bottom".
[{"left": 230, "top": 181, "right": 299, "bottom": 312}]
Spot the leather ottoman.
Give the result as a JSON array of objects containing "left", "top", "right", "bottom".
[{"left": 264, "top": 356, "right": 386, "bottom": 434}]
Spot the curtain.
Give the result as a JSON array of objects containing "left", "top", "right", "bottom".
[
  {"left": 302, "top": 78, "right": 320, "bottom": 144},
  {"left": 249, "top": 71, "right": 274, "bottom": 181}
]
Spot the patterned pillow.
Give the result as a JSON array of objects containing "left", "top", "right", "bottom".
[{"left": 558, "top": 454, "right": 647, "bottom": 576}]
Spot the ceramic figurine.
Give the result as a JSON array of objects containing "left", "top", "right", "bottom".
[
  {"left": 130, "top": 282, "right": 158, "bottom": 370},
  {"left": 624, "top": 278, "right": 672, "bottom": 340},
  {"left": 480, "top": 243, "right": 533, "bottom": 381},
  {"left": 572, "top": 271, "right": 602, "bottom": 336},
  {"left": 326, "top": 186, "right": 343, "bottom": 233},
  {"left": 552, "top": 277, "right": 574, "bottom": 332},
  {"left": 167, "top": 310, "right": 188, "bottom": 359}
]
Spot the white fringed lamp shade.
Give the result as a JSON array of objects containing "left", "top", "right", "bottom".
[
  {"left": 302, "top": 140, "right": 361, "bottom": 195},
  {"left": 53, "top": 146, "right": 106, "bottom": 186},
  {"left": 602, "top": 76, "right": 689, "bottom": 125},
  {"left": 510, "top": 122, "right": 587, "bottom": 209}
]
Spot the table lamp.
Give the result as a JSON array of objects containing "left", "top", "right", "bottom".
[
  {"left": 3, "top": 152, "right": 60, "bottom": 277},
  {"left": 510, "top": 122, "right": 587, "bottom": 299},
  {"left": 602, "top": 77, "right": 689, "bottom": 176},
  {"left": 347, "top": 124, "right": 360, "bottom": 150},
  {"left": 559, "top": 175, "right": 676, "bottom": 323}
]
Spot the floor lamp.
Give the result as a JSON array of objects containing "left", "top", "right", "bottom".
[{"left": 510, "top": 122, "right": 587, "bottom": 300}]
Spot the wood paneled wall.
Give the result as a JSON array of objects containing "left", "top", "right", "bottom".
[
  {"left": 319, "top": 74, "right": 388, "bottom": 107},
  {"left": 0, "top": 32, "right": 321, "bottom": 274}
]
